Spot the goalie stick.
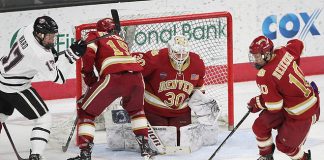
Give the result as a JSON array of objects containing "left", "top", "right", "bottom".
[
  {"left": 57, "top": 9, "right": 120, "bottom": 56},
  {"left": 208, "top": 110, "right": 250, "bottom": 160},
  {"left": 2, "top": 123, "right": 28, "bottom": 160},
  {"left": 147, "top": 122, "right": 191, "bottom": 155}
]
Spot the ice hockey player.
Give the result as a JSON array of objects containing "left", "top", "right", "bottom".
[
  {"left": 247, "top": 35, "right": 320, "bottom": 160},
  {"left": 67, "top": 18, "right": 157, "bottom": 160},
  {"left": 0, "top": 16, "right": 86, "bottom": 160},
  {"left": 133, "top": 34, "right": 220, "bottom": 146}
]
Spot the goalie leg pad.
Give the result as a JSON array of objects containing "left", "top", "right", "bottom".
[
  {"left": 106, "top": 124, "right": 179, "bottom": 153},
  {"left": 200, "top": 124, "right": 219, "bottom": 146},
  {"left": 179, "top": 124, "right": 203, "bottom": 152},
  {"left": 106, "top": 123, "right": 130, "bottom": 151},
  {"left": 169, "top": 112, "right": 191, "bottom": 146},
  {"left": 148, "top": 126, "right": 177, "bottom": 150},
  {"left": 180, "top": 123, "right": 219, "bottom": 151},
  {"left": 106, "top": 123, "right": 140, "bottom": 151},
  {"left": 31, "top": 112, "right": 52, "bottom": 155}
]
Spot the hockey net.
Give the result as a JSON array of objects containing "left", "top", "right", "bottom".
[
  {"left": 75, "top": 11, "right": 234, "bottom": 128},
  {"left": 50, "top": 12, "right": 233, "bottom": 147}
]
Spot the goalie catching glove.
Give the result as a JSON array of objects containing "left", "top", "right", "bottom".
[
  {"left": 64, "top": 40, "right": 87, "bottom": 63},
  {"left": 247, "top": 95, "right": 266, "bottom": 113},
  {"left": 188, "top": 90, "right": 220, "bottom": 125}
]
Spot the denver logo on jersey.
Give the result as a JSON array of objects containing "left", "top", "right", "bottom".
[{"left": 191, "top": 74, "right": 199, "bottom": 80}]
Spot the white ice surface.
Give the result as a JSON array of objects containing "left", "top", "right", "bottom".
[{"left": 1, "top": 75, "right": 323, "bottom": 160}]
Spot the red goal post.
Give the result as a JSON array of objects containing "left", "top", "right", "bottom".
[{"left": 75, "top": 12, "right": 234, "bottom": 130}]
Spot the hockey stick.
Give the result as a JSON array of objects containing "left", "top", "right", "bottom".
[
  {"left": 208, "top": 110, "right": 250, "bottom": 160},
  {"left": 57, "top": 9, "right": 120, "bottom": 56},
  {"left": 2, "top": 123, "right": 29, "bottom": 160},
  {"left": 147, "top": 122, "right": 191, "bottom": 155},
  {"left": 61, "top": 88, "right": 90, "bottom": 152},
  {"left": 61, "top": 115, "right": 78, "bottom": 152},
  {"left": 111, "top": 9, "right": 121, "bottom": 33}
]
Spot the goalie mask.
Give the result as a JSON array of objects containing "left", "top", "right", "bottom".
[
  {"left": 168, "top": 35, "right": 190, "bottom": 71},
  {"left": 248, "top": 35, "right": 274, "bottom": 69},
  {"left": 33, "top": 16, "right": 58, "bottom": 50}
]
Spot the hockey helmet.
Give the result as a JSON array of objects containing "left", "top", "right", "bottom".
[
  {"left": 33, "top": 16, "right": 58, "bottom": 49},
  {"left": 168, "top": 35, "right": 190, "bottom": 67},
  {"left": 249, "top": 36, "right": 274, "bottom": 69},
  {"left": 96, "top": 18, "right": 115, "bottom": 32},
  {"left": 249, "top": 36, "right": 273, "bottom": 55},
  {"left": 33, "top": 16, "right": 58, "bottom": 34}
]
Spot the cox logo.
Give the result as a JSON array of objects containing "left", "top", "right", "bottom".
[{"left": 262, "top": 9, "right": 321, "bottom": 40}]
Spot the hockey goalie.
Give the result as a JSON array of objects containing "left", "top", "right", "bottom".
[{"left": 106, "top": 34, "right": 221, "bottom": 153}]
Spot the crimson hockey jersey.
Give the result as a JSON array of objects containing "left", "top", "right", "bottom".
[
  {"left": 133, "top": 48, "right": 205, "bottom": 117},
  {"left": 82, "top": 32, "right": 143, "bottom": 77},
  {"left": 256, "top": 39, "right": 318, "bottom": 119}
]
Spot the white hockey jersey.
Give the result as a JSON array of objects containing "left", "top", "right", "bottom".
[{"left": 0, "top": 24, "right": 68, "bottom": 93}]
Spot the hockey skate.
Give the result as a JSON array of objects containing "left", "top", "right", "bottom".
[
  {"left": 302, "top": 150, "right": 311, "bottom": 160},
  {"left": 29, "top": 154, "right": 41, "bottom": 160},
  {"left": 257, "top": 154, "right": 274, "bottom": 160},
  {"left": 135, "top": 135, "right": 158, "bottom": 159},
  {"left": 257, "top": 143, "right": 275, "bottom": 160},
  {"left": 67, "top": 143, "right": 93, "bottom": 160}
]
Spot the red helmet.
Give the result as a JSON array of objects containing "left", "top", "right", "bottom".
[
  {"left": 249, "top": 36, "right": 273, "bottom": 54},
  {"left": 96, "top": 18, "right": 115, "bottom": 32}
]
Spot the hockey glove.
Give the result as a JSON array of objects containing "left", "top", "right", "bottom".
[
  {"left": 247, "top": 95, "right": 266, "bottom": 113},
  {"left": 310, "top": 81, "right": 319, "bottom": 94},
  {"left": 83, "top": 72, "right": 98, "bottom": 87},
  {"left": 64, "top": 40, "right": 87, "bottom": 63}
]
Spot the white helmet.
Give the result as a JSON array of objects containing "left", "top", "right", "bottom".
[{"left": 168, "top": 35, "right": 190, "bottom": 67}]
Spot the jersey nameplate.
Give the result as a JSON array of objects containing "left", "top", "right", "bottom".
[
  {"left": 272, "top": 52, "right": 294, "bottom": 80},
  {"left": 19, "top": 36, "right": 28, "bottom": 49}
]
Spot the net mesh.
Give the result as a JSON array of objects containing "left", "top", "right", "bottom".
[
  {"left": 75, "top": 12, "right": 233, "bottom": 136},
  {"left": 50, "top": 12, "right": 233, "bottom": 147},
  {"left": 78, "top": 14, "right": 231, "bottom": 114}
]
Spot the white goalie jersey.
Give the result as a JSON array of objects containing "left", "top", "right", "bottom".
[{"left": 0, "top": 24, "right": 71, "bottom": 93}]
